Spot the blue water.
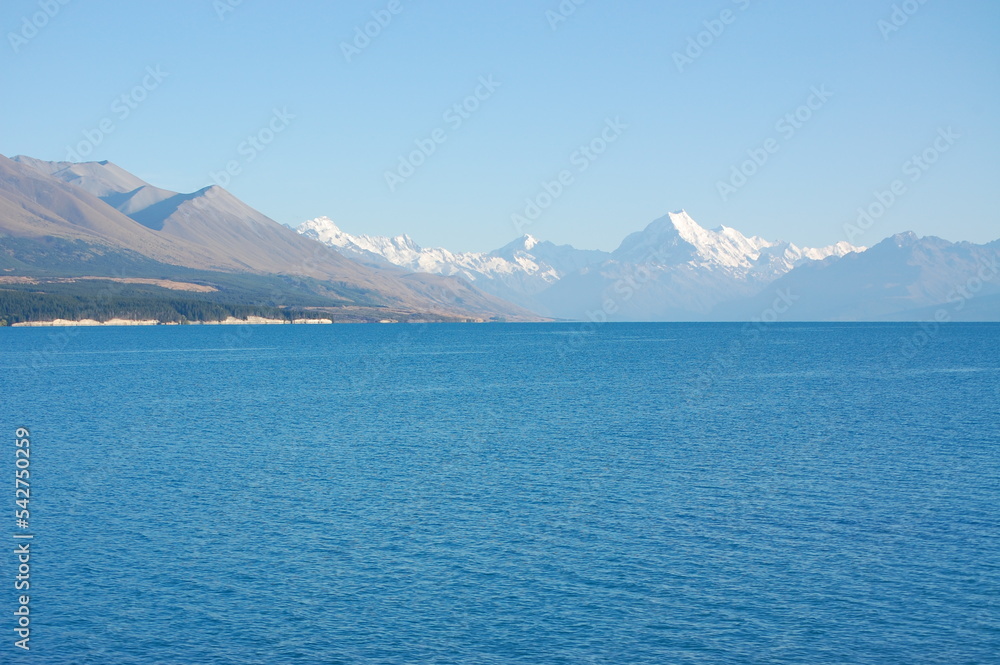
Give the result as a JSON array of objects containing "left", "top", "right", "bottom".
[{"left": 1, "top": 323, "right": 998, "bottom": 664}]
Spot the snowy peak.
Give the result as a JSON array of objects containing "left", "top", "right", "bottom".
[
  {"left": 298, "top": 216, "right": 351, "bottom": 248},
  {"left": 796, "top": 240, "right": 860, "bottom": 261},
  {"left": 299, "top": 218, "right": 580, "bottom": 282},
  {"left": 613, "top": 210, "right": 864, "bottom": 276},
  {"left": 890, "top": 231, "right": 920, "bottom": 247},
  {"left": 298, "top": 216, "right": 425, "bottom": 267},
  {"left": 296, "top": 218, "right": 613, "bottom": 311},
  {"left": 614, "top": 210, "right": 771, "bottom": 270},
  {"left": 492, "top": 234, "right": 547, "bottom": 260},
  {"left": 663, "top": 210, "right": 731, "bottom": 250},
  {"left": 298, "top": 211, "right": 870, "bottom": 319}
]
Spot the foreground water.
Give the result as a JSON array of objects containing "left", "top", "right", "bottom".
[{"left": 1, "top": 323, "right": 998, "bottom": 664}]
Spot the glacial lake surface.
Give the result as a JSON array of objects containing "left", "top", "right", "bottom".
[{"left": 1, "top": 323, "right": 998, "bottom": 664}]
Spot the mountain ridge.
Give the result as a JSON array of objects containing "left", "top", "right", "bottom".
[
  {"left": 298, "top": 211, "right": 998, "bottom": 321},
  {"left": 299, "top": 211, "right": 867, "bottom": 318},
  {"left": 4, "top": 154, "right": 995, "bottom": 322},
  {"left": 0, "top": 155, "right": 541, "bottom": 322}
]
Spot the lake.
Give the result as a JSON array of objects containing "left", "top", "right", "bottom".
[{"left": 1, "top": 323, "right": 998, "bottom": 664}]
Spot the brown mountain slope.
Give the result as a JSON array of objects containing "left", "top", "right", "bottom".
[
  {"left": 0, "top": 154, "right": 541, "bottom": 320},
  {"left": 0, "top": 155, "right": 231, "bottom": 267},
  {"left": 10, "top": 155, "right": 371, "bottom": 276}
]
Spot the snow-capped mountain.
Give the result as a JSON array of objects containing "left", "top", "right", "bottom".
[
  {"left": 535, "top": 211, "right": 864, "bottom": 320},
  {"left": 0, "top": 155, "right": 540, "bottom": 322},
  {"left": 612, "top": 211, "right": 858, "bottom": 279},
  {"left": 298, "top": 211, "right": 864, "bottom": 319},
  {"left": 729, "top": 232, "right": 1000, "bottom": 321},
  {"left": 298, "top": 216, "right": 608, "bottom": 309}
]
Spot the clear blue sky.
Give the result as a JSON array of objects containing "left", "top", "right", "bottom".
[{"left": 2, "top": 0, "right": 997, "bottom": 252}]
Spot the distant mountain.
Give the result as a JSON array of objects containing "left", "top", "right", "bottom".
[
  {"left": 0, "top": 155, "right": 540, "bottom": 322},
  {"left": 538, "top": 211, "right": 862, "bottom": 320},
  {"left": 726, "top": 232, "right": 1000, "bottom": 321},
  {"left": 612, "top": 212, "right": 858, "bottom": 280},
  {"left": 7, "top": 153, "right": 993, "bottom": 323},
  {"left": 302, "top": 210, "right": 999, "bottom": 321},
  {"left": 299, "top": 216, "right": 609, "bottom": 310},
  {"left": 302, "top": 211, "right": 863, "bottom": 319}
]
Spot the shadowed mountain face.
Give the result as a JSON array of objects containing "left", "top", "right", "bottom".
[
  {"left": 724, "top": 233, "right": 1000, "bottom": 322},
  {"left": 0, "top": 155, "right": 540, "bottom": 321},
  {"left": 0, "top": 155, "right": 223, "bottom": 267},
  {"left": 8, "top": 155, "right": 377, "bottom": 276}
]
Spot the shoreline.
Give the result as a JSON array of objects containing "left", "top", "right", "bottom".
[{"left": 10, "top": 316, "right": 336, "bottom": 327}]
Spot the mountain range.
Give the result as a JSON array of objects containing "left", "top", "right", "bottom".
[
  {"left": 0, "top": 154, "right": 538, "bottom": 323},
  {"left": 1, "top": 153, "right": 996, "bottom": 323},
  {"left": 298, "top": 213, "right": 866, "bottom": 318},
  {"left": 299, "top": 213, "right": 999, "bottom": 321}
]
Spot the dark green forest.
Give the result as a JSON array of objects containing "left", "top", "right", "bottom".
[
  {"left": 0, "top": 283, "right": 336, "bottom": 325},
  {"left": 0, "top": 236, "right": 482, "bottom": 325}
]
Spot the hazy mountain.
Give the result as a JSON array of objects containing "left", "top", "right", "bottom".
[
  {"left": 7, "top": 154, "right": 993, "bottom": 322},
  {"left": 491, "top": 234, "right": 612, "bottom": 277},
  {"left": 303, "top": 211, "right": 863, "bottom": 319},
  {"left": 309, "top": 208, "right": 995, "bottom": 322},
  {"left": 539, "top": 211, "right": 862, "bottom": 320},
  {"left": 723, "top": 233, "right": 1000, "bottom": 321},
  {"left": 298, "top": 217, "right": 609, "bottom": 310},
  {"left": 1, "top": 155, "right": 540, "bottom": 321}
]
